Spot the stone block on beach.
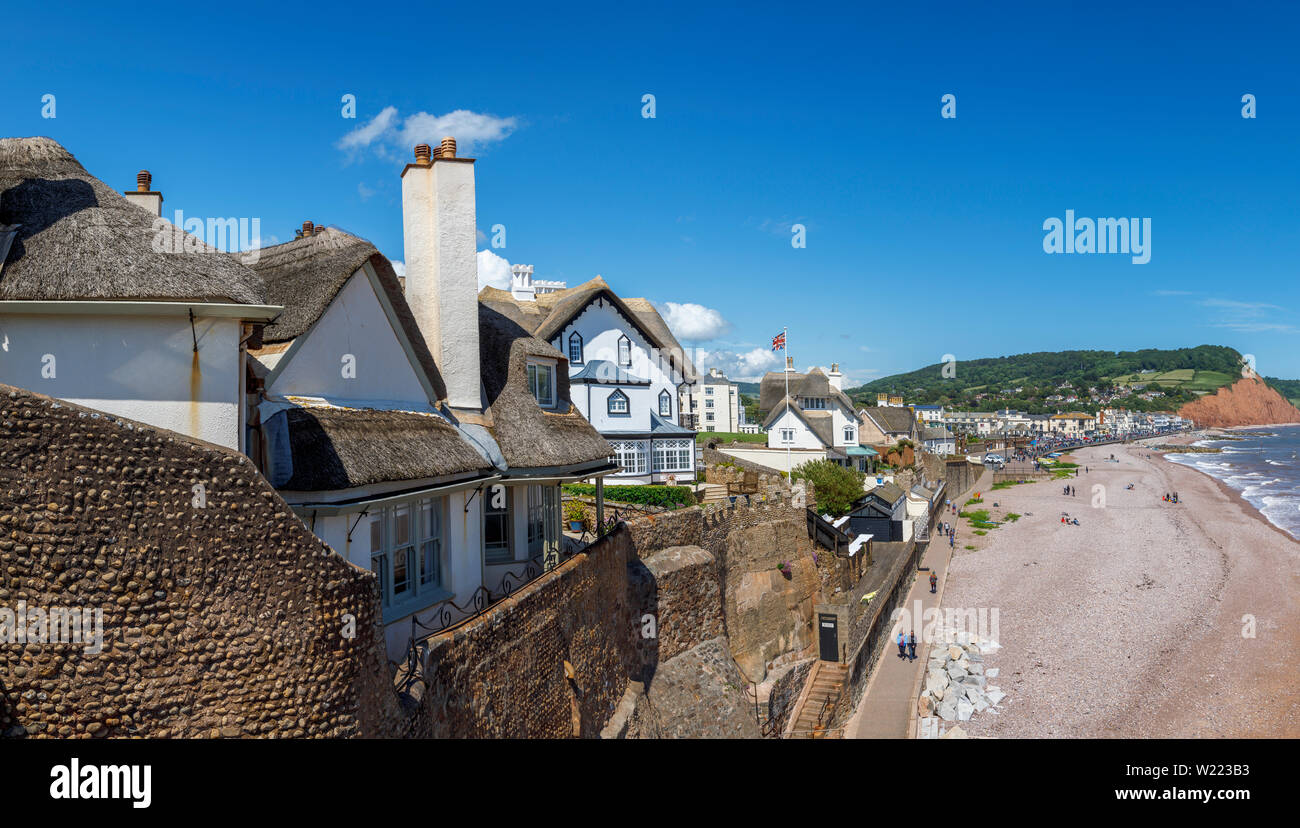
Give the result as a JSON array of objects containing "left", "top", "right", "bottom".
[
  {"left": 947, "top": 664, "right": 967, "bottom": 680},
  {"left": 956, "top": 699, "right": 974, "bottom": 721}
]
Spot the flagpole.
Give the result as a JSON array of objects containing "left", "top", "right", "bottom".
[{"left": 784, "top": 326, "right": 790, "bottom": 475}]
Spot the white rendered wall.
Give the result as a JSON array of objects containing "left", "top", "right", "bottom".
[
  {"left": 267, "top": 272, "right": 431, "bottom": 407},
  {"left": 0, "top": 311, "right": 243, "bottom": 448},
  {"left": 557, "top": 300, "right": 679, "bottom": 431},
  {"left": 576, "top": 382, "right": 652, "bottom": 432},
  {"left": 765, "top": 408, "right": 824, "bottom": 450}
]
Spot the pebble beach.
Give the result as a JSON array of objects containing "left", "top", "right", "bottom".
[{"left": 940, "top": 438, "right": 1300, "bottom": 738}]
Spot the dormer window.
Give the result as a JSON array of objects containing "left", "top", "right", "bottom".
[
  {"left": 608, "top": 389, "right": 630, "bottom": 416},
  {"left": 617, "top": 334, "right": 631, "bottom": 367},
  {"left": 568, "top": 332, "right": 583, "bottom": 364},
  {"left": 658, "top": 390, "right": 672, "bottom": 417},
  {"left": 527, "top": 360, "right": 556, "bottom": 408}
]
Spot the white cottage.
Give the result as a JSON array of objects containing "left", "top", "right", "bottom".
[
  {"left": 480, "top": 273, "right": 697, "bottom": 485},
  {"left": 0, "top": 138, "right": 279, "bottom": 450},
  {"left": 759, "top": 360, "right": 873, "bottom": 471},
  {"left": 248, "top": 140, "right": 616, "bottom": 659}
]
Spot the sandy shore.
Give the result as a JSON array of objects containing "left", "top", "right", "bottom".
[{"left": 940, "top": 439, "right": 1300, "bottom": 737}]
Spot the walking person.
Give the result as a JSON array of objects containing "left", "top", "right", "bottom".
[
  {"left": 896, "top": 630, "right": 907, "bottom": 660},
  {"left": 907, "top": 631, "right": 918, "bottom": 662},
  {"left": 929, "top": 571, "right": 938, "bottom": 593}
]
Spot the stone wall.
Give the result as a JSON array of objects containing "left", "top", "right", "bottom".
[
  {"left": 416, "top": 525, "right": 635, "bottom": 738},
  {"left": 0, "top": 385, "right": 405, "bottom": 739},
  {"left": 627, "top": 545, "right": 722, "bottom": 665}
]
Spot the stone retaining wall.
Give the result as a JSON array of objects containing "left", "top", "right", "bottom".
[{"left": 0, "top": 385, "right": 405, "bottom": 739}]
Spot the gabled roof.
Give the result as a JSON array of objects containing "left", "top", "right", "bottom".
[
  {"left": 859, "top": 406, "right": 916, "bottom": 435},
  {"left": 758, "top": 368, "right": 854, "bottom": 415},
  {"left": 854, "top": 481, "right": 906, "bottom": 510},
  {"left": 0, "top": 137, "right": 265, "bottom": 304},
  {"left": 479, "top": 276, "right": 695, "bottom": 380},
  {"left": 248, "top": 227, "right": 448, "bottom": 403},
  {"left": 762, "top": 396, "right": 835, "bottom": 448},
  {"left": 921, "top": 425, "right": 954, "bottom": 441}
]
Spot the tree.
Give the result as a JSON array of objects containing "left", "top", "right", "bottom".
[{"left": 791, "top": 460, "right": 865, "bottom": 516}]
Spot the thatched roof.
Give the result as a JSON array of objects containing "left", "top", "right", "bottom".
[
  {"left": 478, "top": 304, "right": 613, "bottom": 470},
  {"left": 758, "top": 368, "right": 855, "bottom": 416},
  {"left": 249, "top": 227, "right": 447, "bottom": 400},
  {"left": 761, "top": 396, "right": 836, "bottom": 447},
  {"left": 279, "top": 405, "right": 489, "bottom": 491},
  {"left": 0, "top": 137, "right": 265, "bottom": 303},
  {"left": 860, "top": 406, "right": 917, "bottom": 435},
  {"left": 479, "top": 276, "right": 696, "bottom": 380}
]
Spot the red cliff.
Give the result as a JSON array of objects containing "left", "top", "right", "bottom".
[{"left": 1177, "top": 377, "right": 1300, "bottom": 428}]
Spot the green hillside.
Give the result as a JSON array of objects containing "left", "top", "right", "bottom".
[
  {"left": 847, "top": 345, "right": 1248, "bottom": 414},
  {"left": 1265, "top": 376, "right": 1300, "bottom": 407}
]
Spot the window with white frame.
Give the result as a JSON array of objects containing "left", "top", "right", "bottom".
[
  {"left": 802, "top": 397, "right": 827, "bottom": 410},
  {"left": 527, "top": 360, "right": 556, "bottom": 408},
  {"left": 568, "top": 332, "right": 583, "bottom": 364},
  {"left": 705, "top": 399, "right": 714, "bottom": 408},
  {"left": 483, "top": 484, "right": 513, "bottom": 565},
  {"left": 527, "top": 483, "right": 562, "bottom": 559},
  {"left": 653, "top": 439, "right": 693, "bottom": 473},
  {"left": 658, "top": 390, "right": 672, "bottom": 417},
  {"left": 780, "top": 428, "right": 795, "bottom": 443},
  {"left": 608, "top": 389, "right": 629, "bottom": 415},
  {"left": 843, "top": 426, "right": 856, "bottom": 443},
  {"left": 705, "top": 386, "right": 714, "bottom": 395},
  {"left": 369, "top": 496, "right": 446, "bottom": 614},
  {"left": 617, "top": 334, "right": 631, "bottom": 366},
  {"left": 611, "top": 440, "right": 647, "bottom": 475}
]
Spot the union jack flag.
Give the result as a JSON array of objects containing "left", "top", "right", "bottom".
[{"left": 771, "top": 331, "right": 786, "bottom": 351}]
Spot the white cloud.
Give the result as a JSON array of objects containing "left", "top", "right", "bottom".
[
  {"left": 694, "top": 347, "right": 780, "bottom": 382},
  {"left": 338, "top": 106, "right": 399, "bottom": 150},
  {"left": 339, "top": 107, "right": 518, "bottom": 157},
  {"left": 658, "top": 301, "right": 731, "bottom": 342},
  {"left": 392, "top": 252, "right": 511, "bottom": 290},
  {"left": 476, "top": 249, "right": 512, "bottom": 290}
]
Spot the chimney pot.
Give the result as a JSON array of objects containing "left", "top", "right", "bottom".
[
  {"left": 414, "top": 143, "right": 432, "bottom": 164},
  {"left": 440, "top": 136, "right": 457, "bottom": 158},
  {"left": 136, "top": 170, "right": 152, "bottom": 192},
  {"left": 315, "top": 222, "right": 325, "bottom": 235},
  {"left": 302, "top": 220, "right": 314, "bottom": 237}
]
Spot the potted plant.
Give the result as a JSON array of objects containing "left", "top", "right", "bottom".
[
  {"left": 777, "top": 560, "right": 793, "bottom": 579},
  {"left": 564, "top": 500, "right": 587, "bottom": 532}
]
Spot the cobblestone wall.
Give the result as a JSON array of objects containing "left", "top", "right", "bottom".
[
  {"left": 417, "top": 525, "right": 635, "bottom": 738},
  {"left": 0, "top": 385, "right": 405, "bottom": 738}
]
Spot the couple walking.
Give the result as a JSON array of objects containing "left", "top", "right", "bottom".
[{"left": 896, "top": 630, "right": 918, "bottom": 661}]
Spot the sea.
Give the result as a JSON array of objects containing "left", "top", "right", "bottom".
[{"left": 1165, "top": 424, "right": 1300, "bottom": 539}]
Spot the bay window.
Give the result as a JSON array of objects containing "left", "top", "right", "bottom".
[
  {"left": 370, "top": 496, "right": 447, "bottom": 616},
  {"left": 611, "top": 440, "right": 648, "bottom": 475},
  {"left": 652, "top": 439, "right": 693, "bottom": 473}
]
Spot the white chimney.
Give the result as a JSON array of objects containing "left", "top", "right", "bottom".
[
  {"left": 401, "top": 138, "right": 482, "bottom": 412},
  {"left": 828, "top": 362, "right": 843, "bottom": 391},
  {"left": 123, "top": 170, "right": 162, "bottom": 216},
  {"left": 510, "top": 264, "right": 536, "bottom": 301}
]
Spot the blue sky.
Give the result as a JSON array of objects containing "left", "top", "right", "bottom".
[{"left": 4, "top": 1, "right": 1299, "bottom": 383}]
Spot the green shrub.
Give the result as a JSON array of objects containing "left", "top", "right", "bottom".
[
  {"left": 562, "top": 484, "right": 694, "bottom": 510},
  {"left": 973, "top": 529, "right": 987, "bottom": 536},
  {"left": 1005, "top": 513, "right": 1021, "bottom": 522},
  {"left": 791, "top": 459, "right": 866, "bottom": 515}
]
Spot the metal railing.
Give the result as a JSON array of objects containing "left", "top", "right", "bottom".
[{"left": 392, "top": 513, "right": 629, "bottom": 695}]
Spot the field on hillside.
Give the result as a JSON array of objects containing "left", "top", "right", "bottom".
[{"left": 1109, "top": 369, "right": 1234, "bottom": 393}]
